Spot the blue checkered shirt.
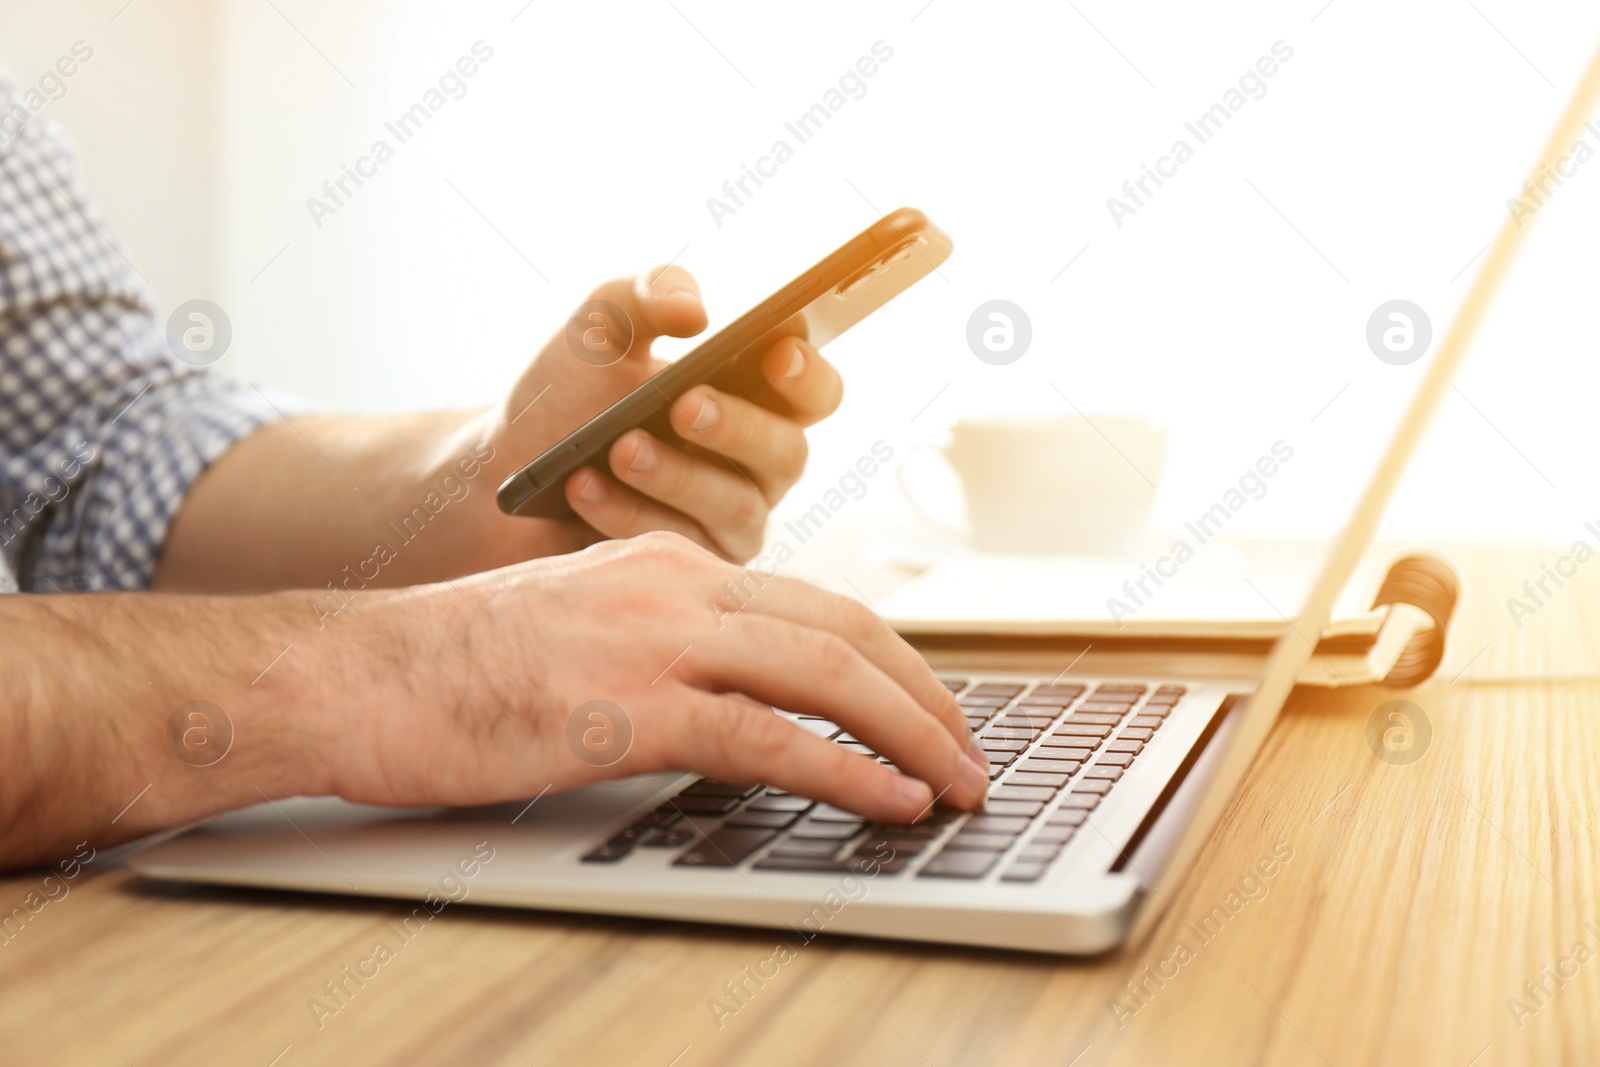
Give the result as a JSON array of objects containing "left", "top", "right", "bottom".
[{"left": 0, "top": 63, "right": 281, "bottom": 592}]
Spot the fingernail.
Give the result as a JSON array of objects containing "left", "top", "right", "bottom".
[
  {"left": 575, "top": 470, "right": 605, "bottom": 503},
  {"left": 782, "top": 343, "right": 806, "bottom": 380},
  {"left": 628, "top": 436, "right": 657, "bottom": 474},
  {"left": 663, "top": 287, "right": 701, "bottom": 305},
  {"left": 959, "top": 754, "right": 990, "bottom": 799},
  {"left": 893, "top": 774, "right": 932, "bottom": 810},
  {"left": 691, "top": 393, "right": 719, "bottom": 431}
]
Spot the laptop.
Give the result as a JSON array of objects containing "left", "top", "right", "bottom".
[{"left": 128, "top": 56, "right": 1596, "bottom": 953}]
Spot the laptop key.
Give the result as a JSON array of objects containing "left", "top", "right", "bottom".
[
  {"left": 1033, "top": 745, "right": 1094, "bottom": 762},
  {"left": 1019, "top": 759, "right": 1082, "bottom": 775},
  {"left": 969, "top": 683, "right": 1026, "bottom": 697},
  {"left": 641, "top": 826, "right": 697, "bottom": 848},
  {"left": 674, "top": 828, "right": 777, "bottom": 867},
  {"left": 811, "top": 804, "right": 866, "bottom": 822},
  {"left": 1001, "top": 861, "right": 1049, "bottom": 883},
  {"left": 965, "top": 815, "right": 1030, "bottom": 834},
  {"left": 767, "top": 837, "right": 841, "bottom": 858},
  {"left": 668, "top": 795, "right": 743, "bottom": 815},
  {"left": 1006, "top": 772, "right": 1070, "bottom": 788},
  {"left": 1129, "top": 715, "right": 1165, "bottom": 729},
  {"left": 1068, "top": 712, "right": 1124, "bottom": 727},
  {"left": 1071, "top": 779, "right": 1114, "bottom": 795},
  {"left": 1053, "top": 723, "right": 1112, "bottom": 739},
  {"left": 983, "top": 727, "right": 1042, "bottom": 740},
  {"left": 726, "top": 810, "right": 802, "bottom": 829},
  {"left": 1076, "top": 702, "right": 1135, "bottom": 714},
  {"left": 681, "top": 780, "right": 763, "bottom": 798},
  {"left": 1081, "top": 765, "right": 1123, "bottom": 780},
  {"left": 980, "top": 738, "right": 1030, "bottom": 753},
  {"left": 981, "top": 799, "right": 1046, "bottom": 817},
  {"left": 942, "top": 677, "right": 971, "bottom": 693},
  {"left": 945, "top": 832, "right": 1019, "bottom": 851},
  {"left": 1096, "top": 752, "right": 1136, "bottom": 768},
  {"left": 746, "top": 795, "right": 814, "bottom": 813},
  {"left": 1028, "top": 684, "right": 1086, "bottom": 698},
  {"left": 789, "top": 820, "right": 864, "bottom": 839},
  {"left": 1047, "top": 809, "right": 1089, "bottom": 827},
  {"left": 918, "top": 850, "right": 1000, "bottom": 878},
  {"left": 1059, "top": 794, "right": 1101, "bottom": 810},
  {"left": 1104, "top": 739, "right": 1144, "bottom": 755},
  {"left": 1118, "top": 728, "right": 1154, "bottom": 742},
  {"left": 990, "top": 785, "right": 1057, "bottom": 802}
]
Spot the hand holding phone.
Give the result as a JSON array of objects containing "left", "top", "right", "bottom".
[{"left": 496, "top": 209, "right": 953, "bottom": 530}]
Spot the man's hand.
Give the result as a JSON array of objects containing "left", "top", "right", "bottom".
[
  {"left": 337, "top": 532, "right": 989, "bottom": 822},
  {"left": 472, "top": 266, "right": 842, "bottom": 564},
  {"left": 155, "top": 267, "right": 842, "bottom": 593},
  {"left": 3, "top": 533, "right": 989, "bottom": 867}
]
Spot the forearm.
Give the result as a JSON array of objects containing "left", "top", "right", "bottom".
[
  {"left": 0, "top": 586, "right": 402, "bottom": 867},
  {"left": 152, "top": 408, "right": 589, "bottom": 593}
]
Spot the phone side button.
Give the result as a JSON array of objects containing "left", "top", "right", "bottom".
[{"left": 771, "top": 274, "right": 821, "bottom": 315}]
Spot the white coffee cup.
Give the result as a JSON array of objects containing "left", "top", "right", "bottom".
[{"left": 897, "top": 414, "right": 1166, "bottom": 555}]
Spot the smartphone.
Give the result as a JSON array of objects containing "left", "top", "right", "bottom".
[{"left": 495, "top": 207, "right": 954, "bottom": 520}]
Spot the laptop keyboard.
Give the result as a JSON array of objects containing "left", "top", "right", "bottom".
[{"left": 579, "top": 678, "right": 1188, "bottom": 883}]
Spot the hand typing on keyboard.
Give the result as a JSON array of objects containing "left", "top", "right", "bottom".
[{"left": 322, "top": 531, "right": 991, "bottom": 824}]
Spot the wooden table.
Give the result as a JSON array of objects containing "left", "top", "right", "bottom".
[{"left": 2, "top": 545, "right": 1595, "bottom": 1066}]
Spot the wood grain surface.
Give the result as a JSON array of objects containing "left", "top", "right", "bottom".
[{"left": 1, "top": 544, "right": 1595, "bottom": 1066}]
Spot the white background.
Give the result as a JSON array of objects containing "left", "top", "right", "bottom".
[{"left": 6, "top": 0, "right": 1600, "bottom": 549}]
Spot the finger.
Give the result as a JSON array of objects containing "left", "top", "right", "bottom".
[
  {"left": 731, "top": 575, "right": 974, "bottom": 753},
  {"left": 682, "top": 612, "right": 988, "bottom": 810},
  {"left": 664, "top": 387, "right": 807, "bottom": 503},
  {"left": 760, "top": 336, "right": 843, "bottom": 427},
  {"left": 564, "top": 467, "right": 721, "bottom": 553},
  {"left": 609, "top": 430, "right": 767, "bottom": 560},
  {"left": 656, "top": 691, "right": 938, "bottom": 824},
  {"left": 580, "top": 266, "right": 708, "bottom": 354}
]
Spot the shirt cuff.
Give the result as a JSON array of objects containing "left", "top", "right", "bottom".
[{"left": 18, "top": 371, "right": 299, "bottom": 592}]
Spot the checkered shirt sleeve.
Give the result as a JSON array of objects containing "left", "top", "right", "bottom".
[{"left": 0, "top": 62, "right": 285, "bottom": 592}]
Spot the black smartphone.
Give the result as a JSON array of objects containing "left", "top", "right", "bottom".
[{"left": 495, "top": 207, "right": 953, "bottom": 520}]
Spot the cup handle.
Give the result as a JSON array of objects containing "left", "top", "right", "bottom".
[{"left": 895, "top": 444, "right": 970, "bottom": 542}]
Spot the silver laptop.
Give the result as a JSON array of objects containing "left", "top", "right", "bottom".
[{"left": 128, "top": 70, "right": 1575, "bottom": 950}]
